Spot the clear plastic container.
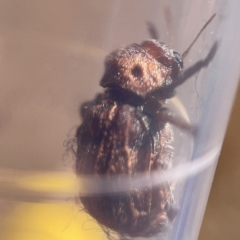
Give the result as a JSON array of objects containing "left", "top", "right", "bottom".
[{"left": 0, "top": 1, "right": 240, "bottom": 240}]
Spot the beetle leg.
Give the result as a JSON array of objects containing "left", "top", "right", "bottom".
[
  {"left": 171, "top": 42, "right": 218, "bottom": 89},
  {"left": 156, "top": 108, "right": 197, "bottom": 136},
  {"left": 147, "top": 22, "right": 159, "bottom": 40}
]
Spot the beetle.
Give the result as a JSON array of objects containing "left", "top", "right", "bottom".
[{"left": 75, "top": 14, "right": 217, "bottom": 237}]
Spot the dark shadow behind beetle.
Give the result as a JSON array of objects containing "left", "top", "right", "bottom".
[{"left": 75, "top": 15, "right": 217, "bottom": 238}]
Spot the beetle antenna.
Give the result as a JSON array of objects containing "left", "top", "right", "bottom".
[{"left": 182, "top": 14, "right": 216, "bottom": 59}]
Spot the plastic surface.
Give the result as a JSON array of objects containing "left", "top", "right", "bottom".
[{"left": 0, "top": 1, "right": 240, "bottom": 240}]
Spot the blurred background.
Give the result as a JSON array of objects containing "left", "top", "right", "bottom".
[
  {"left": 0, "top": 1, "right": 239, "bottom": 240},
  {"left": 199, "top": 85, "right": 240, "bottom": 240}
]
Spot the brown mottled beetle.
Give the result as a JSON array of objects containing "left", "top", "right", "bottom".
[{"left": 76, "top": 15, "right": 217, "bottom": 237}]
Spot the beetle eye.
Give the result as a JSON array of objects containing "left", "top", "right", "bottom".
[
  {"left": 173, "top": 51, "right": 183, "bottom": 69},
  {"left": 132, "top": 65, "right": 143, "bottom": 78}
]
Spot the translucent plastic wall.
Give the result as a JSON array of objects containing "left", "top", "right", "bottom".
[{"left": 0, "top": 1, "right": 240, "bottom": 240}]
